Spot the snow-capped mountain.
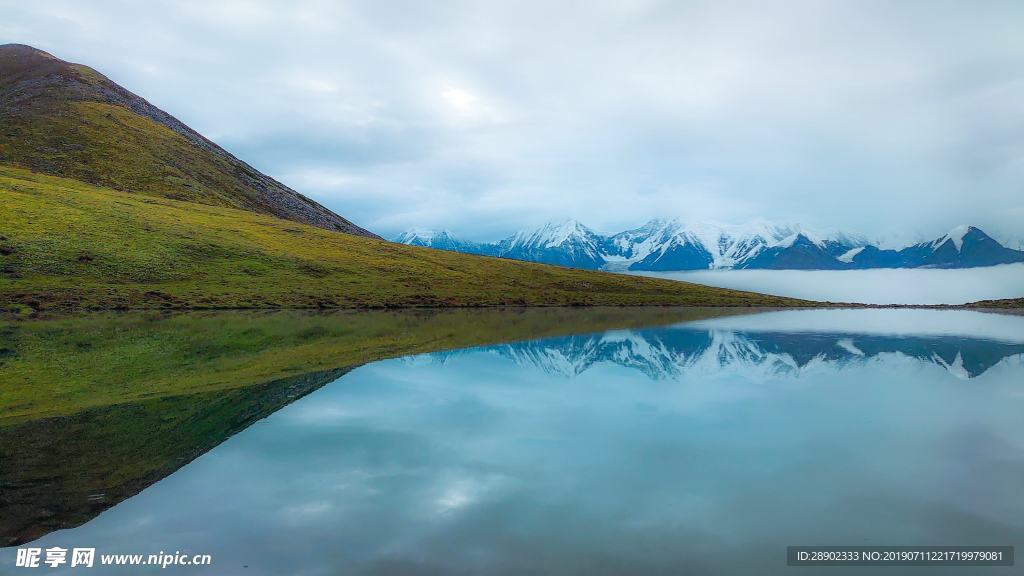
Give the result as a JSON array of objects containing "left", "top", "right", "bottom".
[
  {"left": 606, "top": 219, "right": 811, "bottom": 270},
  {"left": 494, "top": 220, "right": 607, "bottom": 269},
  {"left": 847, "top": 225, "right": 1024, "bottom": 269},
  {"left": 737, "top": 229, "right": 857, "bottom": 269},
  {"left": 393, "top": 229, "right": 494, "bottom": 256},
  {"left": 605, "top": 220, "right": 715, "bottom": 271},
  {"left": 394, "top": 221, "right": 1023, "bottom": 271}
]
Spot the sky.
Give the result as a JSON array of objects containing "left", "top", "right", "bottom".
[{"left": 2, "top": 0, "right": 1023, "bottom": 244}]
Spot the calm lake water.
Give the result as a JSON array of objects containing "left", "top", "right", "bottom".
[
  {"left": 2, "top": 308, "right": 1023, "bottom": 575},
  {"left": 635, "top": 263, "right": 1024, "bottom": 305}
]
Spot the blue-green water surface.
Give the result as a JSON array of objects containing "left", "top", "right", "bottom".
[{"left": 5, "top": 309, "right": 1023, "bottom": 575}]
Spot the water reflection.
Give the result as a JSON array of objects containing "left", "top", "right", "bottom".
[
  {"left": 0, "top": 306, "right": 743, "bottom": 546},
  {"left": 2, "top": 309, "right": 1023, "bottom": 575},
  {"left": 430, "top": 326, "right": 1024, "bottom": 380}
]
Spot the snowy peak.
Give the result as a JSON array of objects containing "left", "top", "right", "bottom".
[
  {"left": 771, "top": 230, "right": 826, "bottom": 250},
  {"left": 768, "top": 226, "right": 869, "bottom": 251},
  {"left": 832, "top": 225, "right": 1022, "bottom": 269},
  {"left": 510, "top": 219, "right": 600, "bottom": 250},
  {"left": 394, "top": 228, "right": 491, "bottom": 254},
  {"left": 613, "top": 220, "right": 713, "bottom": 271},
  {"left": 396, "top": 228, "right": 442, "bottom": 244},
  {"left": 396, "top": 221, "right": 1022, "bottom": 271},
  {"left": 607, "top": 219, "right": 677, "bottom": 257},
  {"left": 608, "top": 219, "right": 800, "bottom": 270},
  {"left": 498, "top": 220, "right": 607, "bottom": 269},
  {"left": 738, "top": 227, "right": 852, "bottom": 270},
  {"left": 395, "top": 228, "right": 460, "bottom": 246},
  {"left": 931, "top": 225, "right": 975, "bottom": 253}
]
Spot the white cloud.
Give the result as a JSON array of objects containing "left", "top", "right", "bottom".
[
  {"left": 2, "top": 0, "right": 1022, "bottom": 242},
  {"left": 288, "top": 72, "right": 339, "bottom": 94},
  {"left": 440, "top": 86, "right": 476, "bottom": 113},
  {"left": 277, "top": 168, "right": 359, "bottom": 193}
]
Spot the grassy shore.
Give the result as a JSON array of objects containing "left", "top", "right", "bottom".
[
  {"left": 964, "top": 298, "right": 1024, "bottom": 309},
  {"left": 0, "top": 165, "right": 812, "bottom": 311}
]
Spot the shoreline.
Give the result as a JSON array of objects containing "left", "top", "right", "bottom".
[{"left": 3, "top": 300, "right": 1021, "bottom": 321}]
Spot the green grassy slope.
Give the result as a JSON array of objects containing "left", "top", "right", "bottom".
[
  {"left": 0, "top": 43, "right": 375, "bottom": 236},
  {"left": 0, "top": 165, "right": 812, "bottom": 311}
]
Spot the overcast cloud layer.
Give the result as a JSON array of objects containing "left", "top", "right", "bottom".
[{"left": 2, "top": 0, "right": 1023, "bottom": 242}]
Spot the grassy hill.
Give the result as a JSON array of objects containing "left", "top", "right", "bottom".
[
  {"left": 0, "top": 43, "right": 375, "bottom": 236},
  {"left": 0, "top": 165, "right": 810, "bottom": 311}
]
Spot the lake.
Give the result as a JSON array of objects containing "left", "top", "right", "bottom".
[
  {"left": 2, "top": 308, "right": 1022, "bottom": 575},
  {"left": 633, "top": 263, "right": 1024, "bottom": 305}
]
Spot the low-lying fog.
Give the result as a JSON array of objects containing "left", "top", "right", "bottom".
[{"left": 633, "top": 263, "right": 1024, "bottom": 305}]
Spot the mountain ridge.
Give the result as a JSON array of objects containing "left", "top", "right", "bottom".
[{"left": 396, "top": 220, "right": 1024, "bottom": 271}]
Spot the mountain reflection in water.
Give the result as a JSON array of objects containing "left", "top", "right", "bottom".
[
  {"left": 440, "top": 329, "right": 1024, "bottom": 379},
  {"left": 421, "top": 311, "right": 1024, "bottom": 380},
  {"left": 2, "top": 308, "right": 1022, "bottom": 576}
]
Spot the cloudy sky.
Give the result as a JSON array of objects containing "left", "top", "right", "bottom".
[{"left": 3, "top": 0, "right": 1023, "bottom": 243}]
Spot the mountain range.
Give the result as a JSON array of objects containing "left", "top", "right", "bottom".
[{"left": 396, "top": 220, "right": 1024, "bottom": 271}]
